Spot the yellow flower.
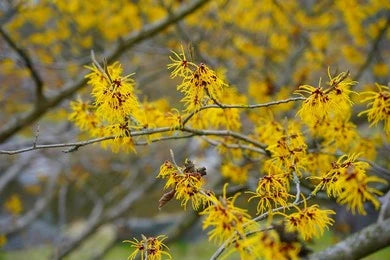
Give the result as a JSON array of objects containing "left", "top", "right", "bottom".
[
  {"left": 174, "top": 172, "right": 207, "bottom": 210},
  {"left": 68, "top": 99, "right": 100, "bottom": 133},
  {"left": 167, "top": 46, "right": 227, "bottom": 112},
  {"left": 200, "top": 184, "right": 251, "bottom": 243},
  {"left": 157, "top": 160, "right": 208, "bottom": 210},
  {"left": 178, "top": 63, "right": 226, "bottom": 112},
  {"left": 245, "top": 230, "right": 301, "bottom": 260},
  {"left": 266, "top": 123, "right": 307, "bottom": 176},
  {"left": 248, "top": 77, "right": 274, "bottom": 103},
  {"left": 224, "top": 227, "right": 300, "bottom": 260},
  {"left": 321, "top": 118, "right": 359, "bottom": 149},
  {"left": 191, "top": 86, "right": 245, "bottom": 130},
  {"left": 86, "top": 62, "right": 140, "bottom": 124},
  {"left": 167, "top": 45, "right": 195, "bottom": 78},
  {"left": 248, "top": 188, "right": 292, "bottom": 215},
  {"left": 0, "top": 235, "right": 7, "bottom": 248},
  {"left": 359, "top": 84, "right": 390, "bottom": 135},
  {"left": 124, "top": 235, "right": 171, "bottom": 260},
  {"left": 164, "top": 108, "right": 182, "bottom": 130},
  {"left": 337, "top": 169, "right": 385, "bottom": 215},
  {"left": 350, "top": 137, "right": 377, "bottom": 160},
  {"left": 99, "top": 122, "right": 136, "bottom": 153},
  {"left": 296, "top": 70, "right": 356, "bottom": 125},
  {"left": 296, "top": 84, "right": 333, "bottom": 122},
  {"left": 305, "top": 153, "right": 335, "bottom": 177},
  {"left": 157, "top": 160, "right": 178, "bottom": 186},
  {"left": 4, "top": 194, "right": 23, "bottom": 216},
  {"left": 221, "top": 162, "right": 251, "bottom": 184},
  {"left": 312, "top": 154, "right": 386, "bottom": 215},
  {"left": 223, "top": 237, "right": 257, "bottom": 260},
  {"left": 248, "top": 160, "right": 292, "bottom": 214},
  {"left": 283, "top": 204, "right": 335, "bottom": 240},
  {"left": 373, "top": 63, "right": 388, "bottom": 77},
  {"left": 327, "top": 70, "right": 357, "bottom": 109},
  {"left": 253, "top": 115, "right": 284, "bottom": 146}
]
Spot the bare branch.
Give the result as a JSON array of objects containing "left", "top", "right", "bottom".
[
  {"left": 0, "top": 155, "right": 33, "bottom": 192},
  {"left": 104, "top": 175, "right": 157, "bottom": 221},
  {"left": 0, "top": 95, "right": 304, "bottom": 154},
  {"left": 0, "top": 124, "right": 269, "bottom": 155},
  {"left": 58, "top": 182, "right": 68, "bottom": 229},
  {"left": 54, "top": 174, "right": 157, "bottom": 259},
  {"left": 0, "top": 26, "right": 45, "bottom": 104},
  {"left": 54, "top": 194, "right": 104, "bottom": 260},
  {"left": 354, "top": 17, "right": 390, "bottom": 80},
  {"left": 201, "top": 136, "right": 266, "bottom": 155},
  {"left": 293, "top": 172, "right": 301, "bottom": 204},
  {"left": 182, "top": 97, "right": 305, "bottom": 126},
  {"left": 1, "top": 172, "right": 58, "bottom": 235},
  {"left": 306, "top": 217, "right": 390, "bottom": 260},
  {"left": 0, "top": 4, "right": 21, "bottom": 26}
]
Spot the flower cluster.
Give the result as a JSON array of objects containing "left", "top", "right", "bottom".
[
  {"left": 124, "top": 235, "right": 171, "bottom": 260},
  {"left": 168, "top": 46, "right": 226, "bottom": 112},
  {"left": 68, "top": 100, "right": 99, "bottom": 133},
  {"left": 68, "top": 62, "right": 142, "bottom": 152},
  {"left": 359, "top": 84, "right": 390, "bottom": 136},
  {"left": 86, "top": 62, "right": 140, "bottom": 124},
  {"left": 266, "top": 122, "right": 307, "bottom": 176},
  {"left": 312, "top": 154, "right": 386, "bottom": 215},
  {"left": 69, "top": 61, "right": 184, "bottom": 153},
  {"left": 296, "top": 70, "right": 358, "bottom": 150},
  {"left": 283, "top": 204, "right": 335, "bottom": 240},
  {"left": 240, "top": 230, "right": 301, "bottom": 260},
  {"left": 223, "top": 228, "right": 300, "bottom": 260},
  {"left": 200, "top": 184, "right": 251, "bottom": 243},
  {"left": 248, "top": 172, "right": 291, "bottom": 214},
  {"left": 157, "top": 159, "right": 208, "bottom": 210},
  {"left": 296, "top": 70, "right": 356, "bottom": 122},
  {"left": 253, "top": 115, "right": 284, "bottom": 146}
]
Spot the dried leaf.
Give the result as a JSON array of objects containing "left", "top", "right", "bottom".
[{"left": 158, "top": 189, "right": 176, "bottom": 209}]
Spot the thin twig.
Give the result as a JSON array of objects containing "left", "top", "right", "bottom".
[
  {"left": 252, "top": 194, "right": 312, "bottom": 223},
  {"left": 182, "top": 97, "right": 305, "bottom": 126},
  {"left": 0, "top": 125, "right": 268, "bottom": 155},
  {"left": 293, "top": 172, "right": 301, "bottom": 204},
  {"left": 33, "top": 124, "right": 40, "bottom": 148},
  {"left": 201, "top": 136, "right": 266, "bottom": 155},
  {"left": 354, "top": 17, "right": 390, "bottom": 80},
  {"left": 169, "top": 149, "right": 184, "bottom": 174}
]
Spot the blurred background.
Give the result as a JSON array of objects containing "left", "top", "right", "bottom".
[{"left": 0, "top": 0, "right": 389, "bottom": 259}]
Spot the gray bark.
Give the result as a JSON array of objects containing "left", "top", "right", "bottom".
[{"left": 306, "top": 218, "right": 390, "bottom": 260}]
